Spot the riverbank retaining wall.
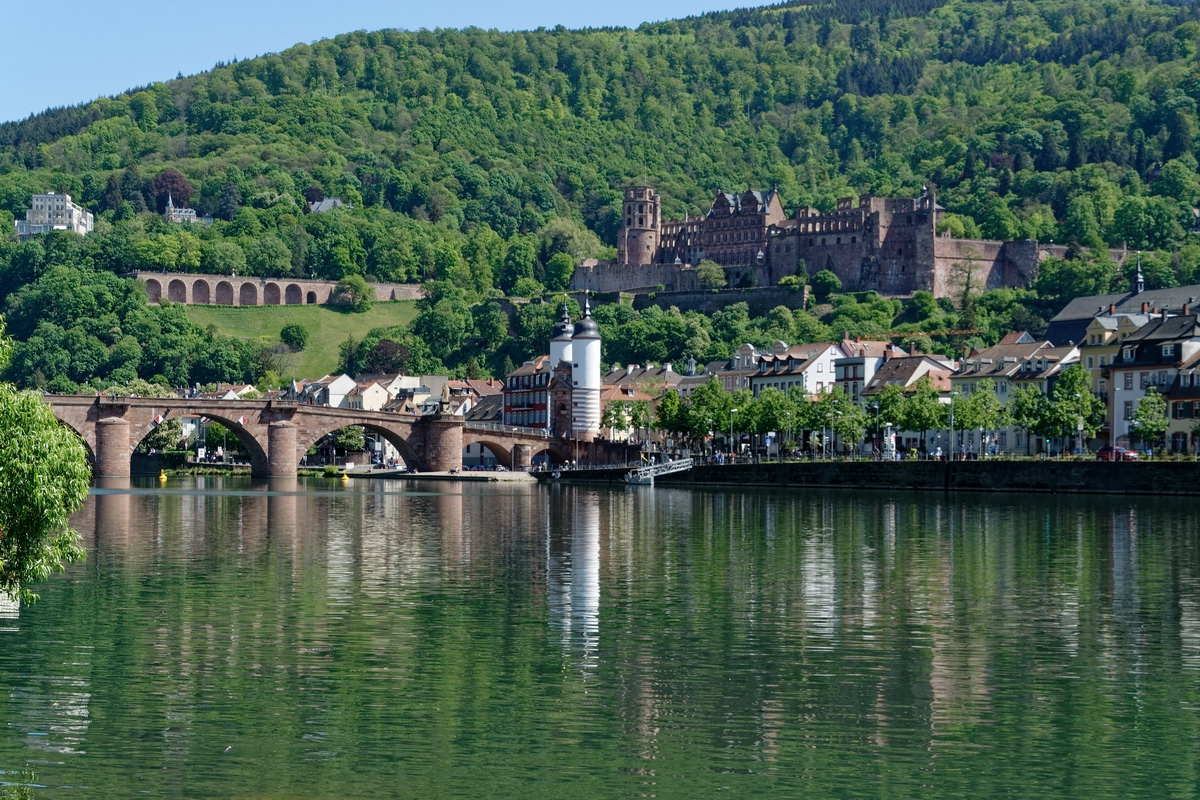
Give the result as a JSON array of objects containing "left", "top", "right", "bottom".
[{"left": 657, "top": 460, "right": 1200, "bottom": 496}]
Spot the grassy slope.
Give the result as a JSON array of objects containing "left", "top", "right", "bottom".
[{"left": 184, "top": 301, "right": 418, "bottom": 379}]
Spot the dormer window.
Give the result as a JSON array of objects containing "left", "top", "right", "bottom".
[
  {"left": 1163, "top": 344, "right": 1175, "bottom": 358},
  {"left": 1123, "top": 347, "right": 1135, "bottom": 361}
]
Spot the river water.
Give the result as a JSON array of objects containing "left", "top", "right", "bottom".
[{"left": 1, "top": 477, "right": 1198, "bottom": 799}]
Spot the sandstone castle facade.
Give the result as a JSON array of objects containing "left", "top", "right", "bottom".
[{"left": 574, "top": 185, "right": 1070, "bottom": 298}]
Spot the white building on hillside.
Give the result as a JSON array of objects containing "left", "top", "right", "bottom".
[{"left": 15, "top": 192, "right": 93, "bottom": 240}]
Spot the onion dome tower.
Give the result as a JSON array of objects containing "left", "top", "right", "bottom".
[
  {"left": 550, "top": 305, "right": 574, "bottom": 369},
  {"left": 571, "top": 299, "right": 602, "bottom": 441}
]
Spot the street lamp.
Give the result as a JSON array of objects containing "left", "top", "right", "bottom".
[
  {"left": 785, "top": 410, "right": 793, "bottom": 458},
  {"left": 729, "top": 408, "right": 738, "bottom": 459},
  {"left": 870, "top": 402, "right": 880, "bottom": 457},
  {"left": 949, "top": 390, "right": 959, "bottom": 460}
]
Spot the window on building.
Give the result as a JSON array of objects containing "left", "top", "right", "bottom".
[
  {"left": 1124, "top": 400, "right": 1133, "bottom": 420},
  {"left": 1087, "top": 356, "right": 1094, "bottom": 368},
  {"left": 1124, "top": 372, "right": 1134, "bottom": 390},
  {"left": 1163, "top": 344, "right": 1175, "bottom": 358}
]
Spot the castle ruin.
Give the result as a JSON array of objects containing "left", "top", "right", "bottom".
[{"left": 575, "top": 185, "right": 1070, "bottom": 298}]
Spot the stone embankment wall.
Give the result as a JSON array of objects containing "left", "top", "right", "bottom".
[
  {"left": 658, "top": 460, "right": 1200, "bottom": 496},
  {"left": 129, "top": 271, "right": 424, "bottom": 306}
]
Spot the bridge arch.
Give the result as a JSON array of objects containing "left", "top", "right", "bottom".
[
  {"left": 168, "top": 279, "right": 187, "bottom": 303},
  {"left": 300, "top": 421, "right": 423, "bottom": 472},
  {"left": 145, "top": 279, "right": 162, "bottom": 304},
  {"left": 264, "top": 282, "right": 281, "bottom": 305},
  {"left": 192, "top": 279, "right": 211, "bottom": 304},
  {"left": 239, "top": 283, "right": 258, "bottom": 306},
  {"left": 465, "top": 439, "right": 514, "bottom": 469},
  {"left": 150, "top": 410, "right": 269, "bottom": 474},
  {"left": 216, "top": 281, "right": 233, "bottom": 305},
  {"left": 285, "top": 284, "right": 303, "bottom": 304},
  {"left": 54, "top": 416, "right": 96, "bottom": 465}
]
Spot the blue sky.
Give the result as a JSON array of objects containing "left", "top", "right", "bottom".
[{"left": 1, "top": 0, "right": 753, "bottom": 124}]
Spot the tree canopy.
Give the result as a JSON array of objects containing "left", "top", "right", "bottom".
[{"left": 0, "top": 385, "right": 90, "bottom": 602}]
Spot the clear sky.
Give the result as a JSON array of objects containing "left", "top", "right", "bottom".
[{"left": 1, "top": 0, "right": 753, "bottom": 125}]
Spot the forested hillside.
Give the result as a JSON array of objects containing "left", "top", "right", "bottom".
[{"left": 2, "top": 0, "right": 1200, "bottom": 390}]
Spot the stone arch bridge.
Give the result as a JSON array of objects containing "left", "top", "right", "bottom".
[{"left": 46, "top": 395, "right": 563, "bottom": 478}]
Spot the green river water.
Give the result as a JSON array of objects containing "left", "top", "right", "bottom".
[{"left": 1, "top": 477, "right": 1198, "bottom": 799}]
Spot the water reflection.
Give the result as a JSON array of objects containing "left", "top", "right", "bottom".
[
  {"left": 547, "top": 487, "right": 601, "bottom": 670},
  {"left": 0, "top": 481, "right": 1198, "bottom": 798}
]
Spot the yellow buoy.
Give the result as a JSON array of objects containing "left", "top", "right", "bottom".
[
  {"left": 158, "top": 470, "right": 167, "bottom": 482},
  {"left": 340, "top": 472, "right": 349, "bottom": 483}
]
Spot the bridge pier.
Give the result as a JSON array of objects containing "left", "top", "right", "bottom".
[
  {"left": 513, "top": 444, "right": 532, "bottom": 471},
  {"left": 418, "top": 415, "right": 464, "bottom": 472},
  {"left": 267, "top": 421, "right": 298, "bottom": 478},
  {"left": 95, "top": 417, "right": 132, "bottom": 478}
]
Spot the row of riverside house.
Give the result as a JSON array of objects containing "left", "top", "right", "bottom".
[{"left": 503, "top": 269, "right": 1200, "bottom": 458}]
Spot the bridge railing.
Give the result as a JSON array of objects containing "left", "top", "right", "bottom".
[{"left": 464, "top": 422, "right": 552, "bottom": 438}]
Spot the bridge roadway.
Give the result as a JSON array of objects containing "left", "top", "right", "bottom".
[{"left": 45, "top": 395, "right": 564, "bottom": 478}]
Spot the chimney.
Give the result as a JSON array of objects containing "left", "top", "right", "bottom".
[
  {"left": 1185, "top": 303, "right": 1192, "bottom": 316},
  {"left": 1109, "top": 303, "right": 1116, "bottom": 315},
  {"left": 1142, "top": 302, "right": 1150, "bottom": 313}
]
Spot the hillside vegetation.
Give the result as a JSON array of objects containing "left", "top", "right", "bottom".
[
  {"left": 2, "top": 0, "right": 1200, "bottom": 390},
  {"left": 184, "top": 300, "right": 418, "bottom": 378}
]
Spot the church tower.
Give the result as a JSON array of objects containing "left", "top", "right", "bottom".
[{"left": 617, "top": 186, "right": 661, "bottom": 266}]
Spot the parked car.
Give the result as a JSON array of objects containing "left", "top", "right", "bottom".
[{"left": 1096, "top": 446, "right": 1139, "bottom": 461}]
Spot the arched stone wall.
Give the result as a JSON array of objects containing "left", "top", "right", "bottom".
[
  {"left": 264, "top": 283, "right": 281, "bottom": 305},
  {"left": 145, "top": 279, "right": 162, "bottom": 303},
  {"left": 306, "top": 291, "right": 317, "bottom": 304},
  {"left": 192, "top": 279, "right": 210, "bottom": 304},
  {"left": 286, "top": 284, "right": 303, "bottom": 304},
  {"left": 168, "top": 279, "right": 187, "bottom": 303},
  {"left": 239, "top": 283, "right": 258, "bottom": 306},
  {"left": 216, "top": 281, "right": 233, "bottom": 304}
]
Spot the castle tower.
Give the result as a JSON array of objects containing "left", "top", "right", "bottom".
[
  {"left": 617, "top": 186, "right": 661, "bottom": 266},
  {"left": 571, "top": 299, "right": 602, "bottom": 441},
  {"left": 550, "top": 304, "right": 574, "bottom": 368}
]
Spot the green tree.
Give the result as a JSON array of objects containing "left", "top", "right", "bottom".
[
  {"left": 810, "top": 269, "right": 841, "bottom": 300},
  {"left": 957, "top": 379, "right": 1007, "bottom": 453},
  {"left": 280, "top": 324, "right": 309, "bottom": 351},
  {"left": 601, "top": 401, "right": 630, "bottom": 438},
  {"left": 1048, "top": 364, "right": 1105, "bottom": 451},
  {"left": 412, "top": 295, "right": 473, "bottom": 361},
  {"left": 334, "top": 275, "right": 375, "bottom": 312},
  {"left": 696, "top": 259, "right": 726, "bottom": 290},
  {"left": 814, "top": 388, "right": 866, "bottom": 454},
  {"left": 1130, "top": 387, "right": 1169, "bottom": 452},
  {"left": 1009, "top": 384, "right": 1051, "bottom": 455},
  {"left": 0, "top": 386, "right": 90, "bottom": 602},
  {"left": 900, "top": 376, "right": 945, "bottom": 452},
  {"left": 654, "top": 390, "right": 687, "bottom": 439},
  {"left": 544, "top": 252, "right": 574, "bottom": 292}
]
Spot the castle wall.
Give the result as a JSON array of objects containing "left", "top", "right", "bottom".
[
  {"left": 631, "top": 286, "right": 810, "bottom": 316},
  {"left": 570, "top": 261, "right": 698, "bottom": 294}
]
